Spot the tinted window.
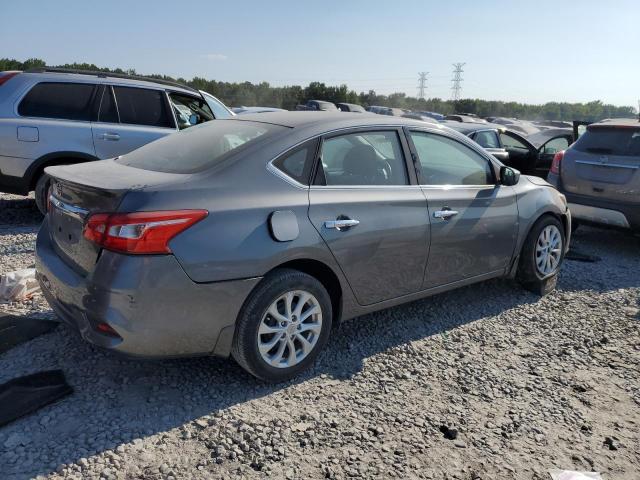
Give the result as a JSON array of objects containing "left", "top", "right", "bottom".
[
  {"left": 113, "top": 86, "right": 172, "bottom": 128},
  {"left": 541, "top": 137, "right": 570, "bottom": 155},
  {"left": 169, "top": 93, "right": 214, "bottom": 130},
  {"left": 19, "top": 82, "right": 95, "bottom": 121},
  {"left": 410, "top": 131, "right": 493, "bottom": 185},
  {"left": 319, "top": 131, "right": 408, "bottom": 186},
  {"left": 473, "top": 130, "right": 500, "bottom": 148},
  {"left": 573, "top": 128, "right": 640, "bottom": 157},
  {"left": 273, "top": 142, "right": 316, "bottom": 185},
  {"left": 98, "top": 86, "right": 119, "bottom": 123},
  {"left": 116, "top": 120, "right": 283, "bottom": 173}
]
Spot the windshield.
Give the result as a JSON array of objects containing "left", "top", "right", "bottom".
[
  {"left": 573, "top": 127, "right": 640, "bottom": 156},
  {"left": 116, "top": 120, "right": 285, "bottom": 173}
]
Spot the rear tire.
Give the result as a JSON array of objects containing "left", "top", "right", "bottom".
[
  {"left": 231, "top": 269, "right": 333, "bottom": 382},
  {"left": 517, "top": 215, "right": 565, "bottom": 296},
  {"left": 34, "top": 173, "right": 50, "bottom": 215}
]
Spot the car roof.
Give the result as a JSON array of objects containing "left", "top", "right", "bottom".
[
  {"left": 20, "top": 69, "right": 197, "bottom": 95},
  {"left": 441, "top": 121, "right": 507, "bottom": 134},
  {"left": 526, "top": 128, "right": 573, "bottom": 148},
  {"left": 589, "top": 118, "right": 640, "bottom": 128},
  {"left": 232, "top": 111, "right": 452, "bottom": 130}
]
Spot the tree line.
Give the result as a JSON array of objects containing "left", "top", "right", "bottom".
[{"left": 1, "top": 57, "right": 635, "bottom": 122}]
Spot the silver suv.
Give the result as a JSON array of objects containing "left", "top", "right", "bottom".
[
  {"left": 0, "top": 68, "right": 234, "bottom": 213},
  {"left": 547, "top": 118, "right": 640, "bottom": 233}
]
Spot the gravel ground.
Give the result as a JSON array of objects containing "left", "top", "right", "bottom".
[{"left": 0, "top": 192, "right": 638, "bottom": 480}]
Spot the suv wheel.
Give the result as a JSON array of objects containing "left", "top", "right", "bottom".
[
  {"left": 517, "top": 215, "right": 565, "bottom": 295},
  {"left": 34, "top": 173, "right": 50, "bottom": 215},
  {"left": 232, "top": 269, "right": 332, "bottom": 382}
]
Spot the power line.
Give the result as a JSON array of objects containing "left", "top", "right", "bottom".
[
  {"left": 417, "top": 71, "right": 428, "bottom": 99},
  {"left": 451, "top": 63, "right": 466, "bottom": 101}
]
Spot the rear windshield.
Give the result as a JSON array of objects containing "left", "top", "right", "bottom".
[
  {"left": 116, "top": 120, "right": 285, "bottom": 173},
  {"left": 573, "top": 127, "right": 640, "bottom": 157}
]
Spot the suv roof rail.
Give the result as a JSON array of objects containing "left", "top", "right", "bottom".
[{"left": 25, "top": 67, "right": 198, "bottom": 93}]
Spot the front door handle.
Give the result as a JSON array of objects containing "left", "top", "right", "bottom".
[
  {"left": 324, "top": 218, "right": 360, "bottom": 231},
  {"left": 100, "top": 133, "right": 120, "bottom": 141},
  {"left": 433, "top": 209, "right": 459, "bottom": 220}
]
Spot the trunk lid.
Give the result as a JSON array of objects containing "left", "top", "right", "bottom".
[
  {"left": 561, "top": 126, "right": 640, "bottom": 203},
  {"left": 46, "top": 159, "right": 189, "bottom": 276}
]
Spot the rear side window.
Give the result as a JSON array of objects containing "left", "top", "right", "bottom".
[
  {"left": 273, "top": 141, "right": 317, "bottom": 185},
  {"left": 113, "top": 86, "right": 172, "bottom": 128},
  {"left": 18, "top": 82, "right": 95, "bottom": 121},
  {"left": 116, "top": 120, "right": 284, "bottom": 173},
  {"left": 573, "top": 128, "right": 640, "bottom": 157}
]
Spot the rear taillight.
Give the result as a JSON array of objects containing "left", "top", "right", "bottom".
[
  {"left": 83, "top": 210, "right": 208, "bottom": 254},
  {"left": 550, "top": 150, "right": 564, "bottom": 175},
  {"left": 0, "top": 71, "right": 20, "bottom": 86}
]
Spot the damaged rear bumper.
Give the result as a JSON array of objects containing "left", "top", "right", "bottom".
[{"left": 35, "top": 220, "right": 260, "bottom": 358}]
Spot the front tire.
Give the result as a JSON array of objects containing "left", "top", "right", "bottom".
[
  {"left": 34, "top": 173, "right": 50, "bottom": 215},
  {"left": 517, "top": 215, "right": 565, "bottom": 295},
  {"left": 231, "top": 269, "right": 333, "bottom": 382}
]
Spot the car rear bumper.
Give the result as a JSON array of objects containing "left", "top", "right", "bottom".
[
  {"left": 564, "top": 193, "right": 639, "bottom": 231},
  {"left": 35, "top": 220, "right": 261, "bottom": 358}
]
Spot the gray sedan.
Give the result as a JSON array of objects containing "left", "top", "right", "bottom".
[{"left": 35, "top": 112, "right": 571, "bottom": 382}]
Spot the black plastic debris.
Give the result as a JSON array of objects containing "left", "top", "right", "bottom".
[
  {"left": 565, "top": 249, "right": 601, "bottom": 263},
  {"left": 0, "top": 370, "right": 72, "bottom": 427},
  {"left": 0, "top": 313, "right": 58, "bottom": 355}
]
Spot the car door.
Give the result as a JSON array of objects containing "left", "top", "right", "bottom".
[
  {"left": 537, "top": 136, "right": 571, "bottom": 177},
  {"left": 470, "top": 129, "right": 510, "bottom": 163},
  {"left": 91, "top": 85, "right": 176, "bottom": 159},
  {"left": 308, "top": 128, "right": 430, "bottom": 306},
  {"left": 406, "top": 129, "right": 518, "bottom": 289},
  {"left": 499, "top": 130, "right": 538, "bottom": 175}
]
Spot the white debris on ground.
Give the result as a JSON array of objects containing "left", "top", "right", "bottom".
[
  {"left": 0, "top": 192, "right": 638, "bottom": 480},
  {"left": 0, "top": 268, "right": 39, "bottom": 302}
]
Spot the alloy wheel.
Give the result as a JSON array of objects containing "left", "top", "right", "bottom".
[
  {"left": 257, "top": 290, "right": 323, "bottom": 368},
  {"left": 535, "top": 225, "right": 562, "bottom": 276}
]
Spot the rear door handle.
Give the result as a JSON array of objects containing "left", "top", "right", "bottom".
[
  {"left": 324, "top": 218, "right": 360, "bottom": 230},
  {"left": 433, "top": 210, "right": 459, "bottom": 220},
  {"left": 100, "top": 133, "right": 120, "bottom": 141}
]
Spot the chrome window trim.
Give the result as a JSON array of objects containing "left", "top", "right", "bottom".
[{"left": 266, "top": 123, "right": 433, "bottom": 189}]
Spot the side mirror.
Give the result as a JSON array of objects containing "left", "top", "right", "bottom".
[
  {"left": 188, "top": 114, "right": 199, "bottom": 125},
  {"left": 486, "top": 148, "right": 510, "bottom": 162},
  {"left": 500, "top": 166, "right": 520, "bottom": 186}
]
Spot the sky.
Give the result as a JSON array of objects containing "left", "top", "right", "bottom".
[{"left": 2, "top": 0, "right": 639, "bottom": 107}]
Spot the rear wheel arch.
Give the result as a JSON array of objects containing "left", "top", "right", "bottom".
[
  {"left": 264, "top": 259, "right": 343, "bottom": 324},
  {"left": 27, "top": 151, "right": 98, "bottom": 191}
]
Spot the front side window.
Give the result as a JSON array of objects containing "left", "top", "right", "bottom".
[
  {"left": 169, "top": 93, "right": 214, "bottom": 130},
  {"left": 541, "top": 136, "right": 570, "bottom": 155},
  {"left": 112, "top": 86, "right": 172, "bottom": 128},
  {"left": 473, "top": 130, "right": 500, "bottom": 149},
  {"left": 116, "top": 120, "right": 282, "bottom": 173},
  {"left": 500, "top": 132, "right": 529, "bottom": 151},
  {"left": 317, "top": 131, "right": 408, "bottom": 186},
  {"left": 18, "top": 82, "right": 96, "bottom": 121},
  {"left": 201, "top": 92, "right": 234, "bottom": 119},
  {"left": 410, "top": 131, "right": 494, "bottom": 185}
]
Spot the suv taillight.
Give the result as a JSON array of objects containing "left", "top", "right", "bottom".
[
  {"left": 550, "top": 150, "right": 564, "bottom": 175},
  {"left": 83, "top": 210, "right": 208, "bottom": 254},
  {"left": 0, "top": 71, "right": 20, "bottom": 86}
]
